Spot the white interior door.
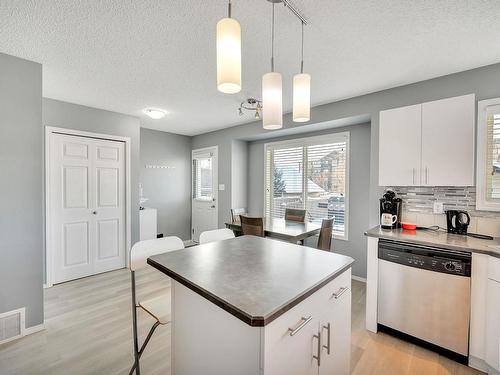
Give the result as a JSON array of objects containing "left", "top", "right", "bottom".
[
  {"left": 192, "top": 147, "right": 218, "bottom": 242},
  {"left": 50, "top": 133, "right": 126, "bottom": 284}
]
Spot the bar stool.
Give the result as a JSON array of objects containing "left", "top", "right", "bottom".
[
  {"left": 199, "top": 228, "right": 235, "bottom": 244},
  {"left": 129, "top": 236, "right": 184, "bottom": 375}
]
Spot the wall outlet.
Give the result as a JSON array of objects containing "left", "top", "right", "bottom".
[
  {"left": 219, "top": 184, "right": 225, "bottom": 191},
  {"left": 433, "top": 202, "right": 444, "bottom": 214}
]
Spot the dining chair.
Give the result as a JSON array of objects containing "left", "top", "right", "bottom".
[
  {"left": 285, "top": 208, "right": 306, "bottom": 222},
  {"left": 129, "top": 236, "right": 184, "bottom": 375},
  {"left": 317, "top": 218, "right": 334, "bottom": 251},
  {"left": 199, "top": 228, "right": 235, "bottom": 244},
  {"left": 240, "top": 216, "right": 264, "bottom": 237},
  {"left": 231, "top": 207, "right": 247, "bottom": 223}
]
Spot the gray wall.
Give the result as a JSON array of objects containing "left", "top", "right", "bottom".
[
  {"left": 192, "top": 62, "right": 500, "bottom": 277},
  {"left": 43, "top": 98, "right": 141, "bottom": 245},
  {"left": 231, "top": 140, "right": 248, "bottom": 212},
  {"left": 0, "top": 53, "right": 43, "bottom": 328},
  {"left": 247, "top": 124, "right": 371, "bottom": 278},
  {"left": 140, "top": 128, "right": 192, "bottom": 240}
]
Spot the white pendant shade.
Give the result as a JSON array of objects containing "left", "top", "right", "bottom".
[
  {"left": 293, "top": 73, "right": 311, "bottom": 122},
  {"left": 262, "top": 72, "right": 283, "bottom": 130},
  {"left": 216, "top": 17, "right": 241, "bottom": 94}
]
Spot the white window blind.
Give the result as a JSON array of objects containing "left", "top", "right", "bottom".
[
  {"left": 486, "top": 106, "right": 500, "bottom": 200},
  {"left": 265, "top": 133, "right": 349, "bottom": 239},
  {"left": 193, "top": 157, "right": 213, "bottom": 200}
]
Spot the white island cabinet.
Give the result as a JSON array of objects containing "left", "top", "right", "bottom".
[{"left": 148, "top": 236, "right": 354, "bottom": 375}]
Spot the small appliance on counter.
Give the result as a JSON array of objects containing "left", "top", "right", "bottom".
[
  {"left": 446, "top": 210, "right": 470, "bottom": 235},
  {"left": 379, "top": 190, "right": 402, "bottom": 229}
]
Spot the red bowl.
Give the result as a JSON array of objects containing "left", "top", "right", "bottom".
[{"left": 401, "top": 222, "right": 417, "bottom": 230}]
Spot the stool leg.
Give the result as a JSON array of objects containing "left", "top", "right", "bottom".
[{"left": 130, "top": 272, "right": 141, "bottom": 375}]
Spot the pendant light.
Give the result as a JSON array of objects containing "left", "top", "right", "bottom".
[
  {"left": 293, "top": 21, "right": 311, "bottom": 122},
  {"left": 262, "top": 2, "right": 283, "bottom": 130},
  {"left": 216, "top": 0, "right": 241, "bottom": 94}
]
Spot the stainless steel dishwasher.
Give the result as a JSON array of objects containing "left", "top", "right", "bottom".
[{"left": 377, "top": 239, "right": 471, "bottom": 363}]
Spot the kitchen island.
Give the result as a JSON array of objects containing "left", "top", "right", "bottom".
[{"left": 148, "top": 235, "right": 354, "bottom": 375}]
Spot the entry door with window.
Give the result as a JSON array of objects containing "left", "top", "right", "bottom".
[
  {"left": 192, "top": 147, "right": 218, "bottom": 242},
  {"left": 49, "top": 134, "right": 126, "bottom": 283}
]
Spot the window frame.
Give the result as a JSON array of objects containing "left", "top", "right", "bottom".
[
  {"left": 263, "top": 132, "right": 350, "bottom": 240},
  {"left": 477, "top": 98, "right": 500, "bottom": 211}
]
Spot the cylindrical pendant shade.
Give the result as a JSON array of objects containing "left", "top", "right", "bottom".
[
  {"left": 262, "top": 72, "right": 283, "bottom": 130},
  {"left": 293, "top": 73, "right": 311, "bottom": 122},
  {"left": 216, "top": 18, "right": 241, "bottom": 94}
]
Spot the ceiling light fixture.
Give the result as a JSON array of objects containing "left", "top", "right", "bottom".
[
  {"left": 238, "top": 98, "right": 262, "bottom": 120},
  {"left": 143, "top": 108, "right": 168, "bottom": 120},
  {"left": 262, "top": 1, "right": 283, "bottom": 130},
  {"left": 216, "top": 0, "right": 242, "bottom": 94},
  {"left": 293, "top": 21, "right": 311, "bottom": 122}
]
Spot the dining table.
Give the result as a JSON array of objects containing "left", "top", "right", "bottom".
[{"left": 225, "top": 217, "right": 321, "bottom": 243}]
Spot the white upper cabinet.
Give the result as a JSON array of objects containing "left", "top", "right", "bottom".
[
  {"left": 379, "top": 94, "right": 475, "bottom": 186},
  {"left": 379, "top": 104, "right": 422, "bottom": 186},
  {"left": 421, "top": 94, "right": 475, "bottom": 186}
]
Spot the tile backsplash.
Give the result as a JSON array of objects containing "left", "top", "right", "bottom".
[{"left": 385, "top": 186, "right": 500, "bottom": 236}]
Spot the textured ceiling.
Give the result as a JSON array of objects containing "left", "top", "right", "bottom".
[{"left": 1, "top": 1, "right": 500, "bottom": 136}]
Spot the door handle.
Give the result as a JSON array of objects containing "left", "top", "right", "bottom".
[
  {"left": 332, "top": 286, "right": 349, "bottom": 299},
  {"left": 287, "top": 316, "right": 312, "bottom": 336},
  {"left": 210, "top": 205, "right": 216, "bottom": 208},
  {"left": 322, "top": 322, "right": 331, "bottom": 354},
  {"left": 313, "top": 331, "right": 321, "bottom": 366}
]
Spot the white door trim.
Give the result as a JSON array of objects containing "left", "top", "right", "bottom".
[
  {"left": 191, "top": 146, "right": 218, "bottom": 241},
  {"left": 45, "top": 126, "right": 132, "bottom": 287}
]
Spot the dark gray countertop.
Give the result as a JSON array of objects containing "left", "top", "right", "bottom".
[
  {"left": 365, "top": 226, "right": 500, "bottom": 258},
  {"left": 147, "top": 235, "right": 354, "bottom": 327}
]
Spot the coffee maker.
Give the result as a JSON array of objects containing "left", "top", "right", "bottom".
[{"left": 379, "top": 190, "right": 402, "bottom": 229}]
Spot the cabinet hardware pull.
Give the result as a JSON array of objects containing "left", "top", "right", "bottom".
[
  {"left": 287, "top": 316, "right": 312, "bottom": 336},
  {"left": 313, "top": 332, "right": 321, "bottom": 366},
  {"left": 322, "top": 322, "right": 331, "bottom": 355},
  {"left": 425, "top": 167, "right": 429, "bottom": 184},
  {"left": 412, "top": 168, "right": 415, "bottom": 185},
  {"left": 332, "top": 286, "right": 350, "bottom": 299}
]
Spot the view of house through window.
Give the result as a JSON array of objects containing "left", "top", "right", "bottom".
[
  {"left": 193, "top": 157, "right": 213, "bottom": 200},
  {"left": 265, "top": 133, "right": 349, "bottom": 239}
]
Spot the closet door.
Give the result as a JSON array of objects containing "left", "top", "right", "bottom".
[{"left": 50, "top": 134, "right": 125, "bottom": 284}]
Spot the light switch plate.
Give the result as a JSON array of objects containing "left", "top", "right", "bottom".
[
  {"left": 219, "top": 184, "right": 225, "bottom": 191},
  {"left": 433, "top": 202, "right": 444, "bottom": 214}
]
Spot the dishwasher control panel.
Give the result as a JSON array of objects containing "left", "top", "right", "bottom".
[{"left": 378, "top": 241, "right": 471, "bottom": 277}]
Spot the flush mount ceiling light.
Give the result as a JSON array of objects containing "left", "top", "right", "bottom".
[
  {"left": 143, "top": 108, "right": 168, "bottom": 120},
  {"left": 216, "top": 0, "right": 242, "bottom": 94},
  {"left": 293, "top": 21, "right": 311, "bottom": 122},
  {"left": 238, "top": 98, "right": 262, "bottom": 120}
]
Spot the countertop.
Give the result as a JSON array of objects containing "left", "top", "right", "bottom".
[
  {"left": 147, "top": 235, "right": 354, "bottom": 327},
  {"left": 365, "top": 226, "right": 500, "bottom": 258}
]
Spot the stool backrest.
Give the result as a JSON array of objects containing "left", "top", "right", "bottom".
[
  {"left": 130, "top": 236, "right": 184, "bottom": 271},
  {"left": 240, "top": 216, "right": 264, "bottom": 237},
  {"left": 317, "top": 218, "right": 334, "bottom": 251},
  {"left": 285, "top": 208, "right": 306, "bottom": 222},
  {"left": 199, "top": 228, "right": 235, "bottom": 244}
]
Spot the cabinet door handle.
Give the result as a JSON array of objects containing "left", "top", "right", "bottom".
[
  {"left": 287, "top": 316, "right": 312, "bottom": 336},
  {"left": 322, "top": 322, "right": 331, "bottom": 355},
  {"left": 412, "top": 168, "right": 415, "bottom": 185},
  {"left": 425, "top": 167, "right": 429, "bottom": 184},
  {"left": 313, "top": 331, "right": 321, "bottom": 366},
  {"left": 332, "top": 286, "right": 350, "bottom": 299}
]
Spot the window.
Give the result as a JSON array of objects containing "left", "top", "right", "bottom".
[
  {"left": 265, "top": 132, "right": 349, "bottom": 239},
  {"left": 477, "top": 98, "right": 500, "bottom": 211},
  {"left": 193, "top": 156, "right": 213, "bottom": 200}
]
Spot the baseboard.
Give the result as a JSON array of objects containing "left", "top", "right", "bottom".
[
  {"left": 24, "top": 323, "right": 45, "bottom": 336},
  {"left": 352, "top": 275, "right": 367, "bottom": 283}
]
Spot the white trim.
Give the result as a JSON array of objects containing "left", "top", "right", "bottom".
[
  {"left": 352, "top": 275, "right": 366, "bottom": 283},
  {"left": 191, "top": 146, "right": 219, "bottom": 239},
  {"left": 263, "top": 132, "right": 350, "bottom": 240},
  {"left": 24, "top": 323, "right": 45, "bottom": 336},
  {"left": 477, "top": 98, "right": 500, "bottom": 211},
  {"left": 45, "top": 126, "right": 132, "bottom": 288}
]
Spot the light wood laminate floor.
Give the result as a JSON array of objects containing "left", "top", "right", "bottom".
[{"left": 0, "top": 268, "right": 483, "bottom": 375}]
